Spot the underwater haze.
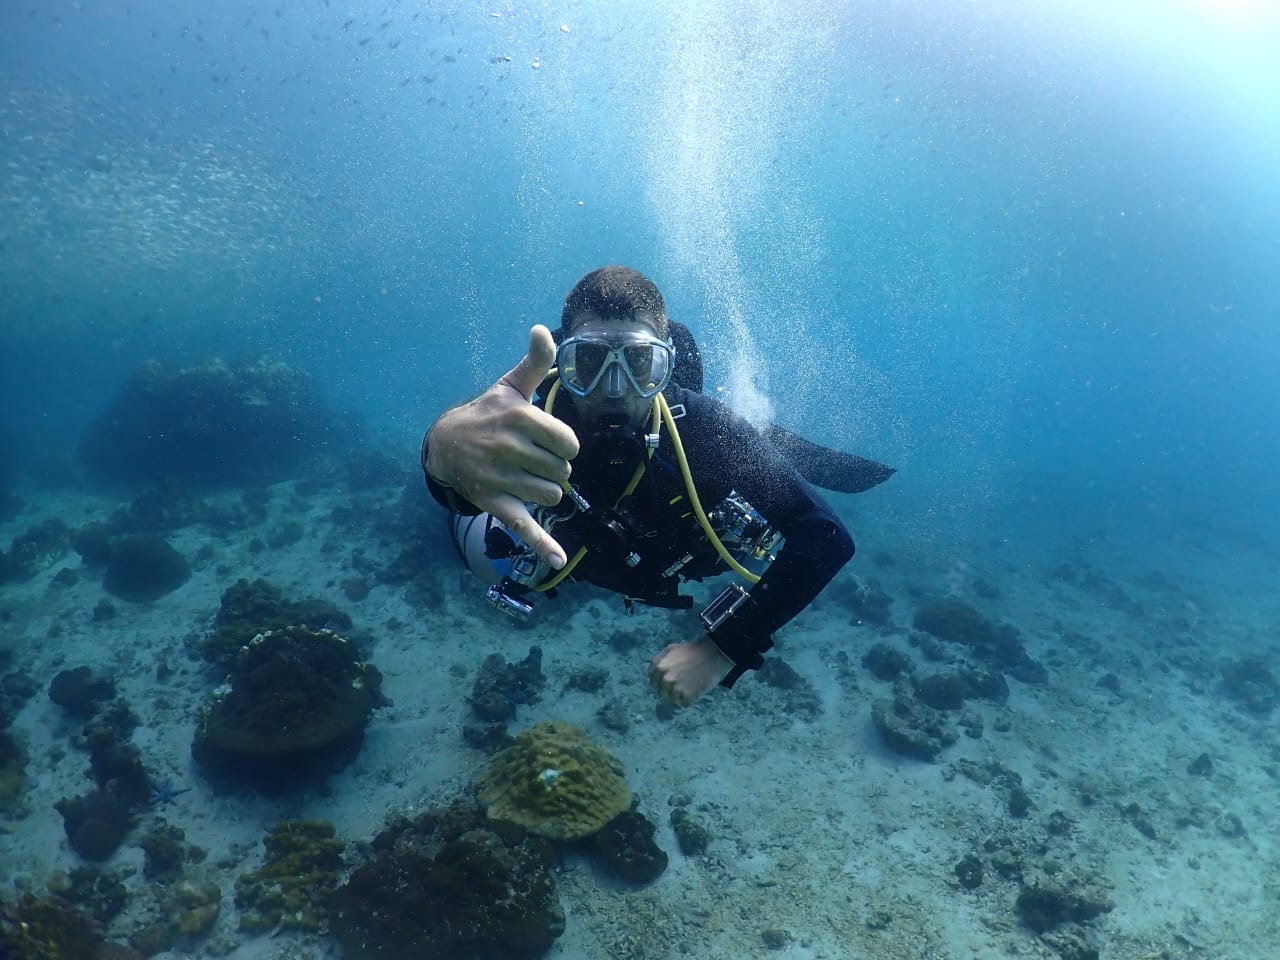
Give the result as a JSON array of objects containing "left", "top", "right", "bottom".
[
  {"left": 5, "top": 2, "right": 1280, "bottom": 959},
  {"left": 3, "top": 0, "right": 1279, "bottom": 551}
]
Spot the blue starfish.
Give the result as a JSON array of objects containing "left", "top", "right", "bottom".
[{"left": 148, "top": 778, "right": 193, "bottom": 805}]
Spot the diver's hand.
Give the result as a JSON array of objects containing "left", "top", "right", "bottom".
[
  {"left": 425, "top": 324, "right": 579, "bottom": 569},
  {"left": 647, "top": 639, "right": 734, "bottom": 707}
]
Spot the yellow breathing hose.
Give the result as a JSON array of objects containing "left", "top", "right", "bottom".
[
  {"left": 656, "top": 393, "right": 762, "bottom": 584},
  {"left": 531, "top": 374, "right": 761, "bottom": 590}
]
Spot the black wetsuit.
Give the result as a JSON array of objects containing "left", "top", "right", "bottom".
[{"left": 422, "top": 382, "right": 854, "bottom": 687}]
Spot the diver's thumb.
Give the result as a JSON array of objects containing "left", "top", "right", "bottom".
[{"left": 501, "top": 324, "right": 557, "bottom": 402}]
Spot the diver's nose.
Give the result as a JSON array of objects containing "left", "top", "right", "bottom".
[{"left": 601, "top": 363, "right": 626, "bottom": 398}]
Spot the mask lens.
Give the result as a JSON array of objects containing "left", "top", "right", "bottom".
[
  {"left": 623, "top": 344, "right": 654, "bottom": 384},
  {"left": 572, "top": 342, "right": 609, "bottom": 387}
]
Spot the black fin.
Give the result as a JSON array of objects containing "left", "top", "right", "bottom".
[{"left": 762, "top": 423, "right": 896, "bottom": 494}]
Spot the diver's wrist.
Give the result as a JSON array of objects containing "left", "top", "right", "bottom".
[
  {"left": 697, "top": 638, "right": 735, "bottom": 683},
  {"left": 422, "top": 415, "right": 455, "bottom": 488},
  {"left": 424, "top": 454, "right": 452, "bottom": 489}
]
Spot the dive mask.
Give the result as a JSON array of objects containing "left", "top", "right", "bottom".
[{"left": 555, "top": 331, "right": 675, "bottom": 399}]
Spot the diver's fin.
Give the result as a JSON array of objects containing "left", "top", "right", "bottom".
[{"left": 762, "top": 423, "right": 896, "bottom": 494}]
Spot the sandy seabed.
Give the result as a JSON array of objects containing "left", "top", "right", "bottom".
[{"left": 1, "top": 471, "right": 1277, "bottom": 960}]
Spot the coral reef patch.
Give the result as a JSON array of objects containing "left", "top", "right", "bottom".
[
  {"left": 192, "top": 625, "right": 383, "bottom": 793},
  {"left": 0, "top": 518, "right": 70, "bottom": 584},
  {"left": 198, "top": 578, "right": 352, "bottom": 667},
  {"left": 329, "top": 801, "right": 564, "bottom": 960},
  {"left": 78, "top": 357, "right": 337, "bottom": 489},
  {"left": 871, "top": 677, "right": 959, "bottom": 760},
  {"left": 478, "top": 721, "right": 631, "bottom": 841},
  {"left": 463, "top": 647, "right": 547, "bottom": 750},
  {"left": 590, "top": 809, "right": 669, "bottom": 884},
  {"left": 235, "top": 820, "right": 343, "bottom": 933},
  {"left": 913, "top": 598, "right": 1048, "bottom": 684},
  {"left": 1219, "top": 654, "right": 1278, "bottom": 715},
  {"left": 101, "top": 535, "right": 190, "bottom": 603},
  {"left": 0, "top": 894, "right": 103, "bottom": 960}
]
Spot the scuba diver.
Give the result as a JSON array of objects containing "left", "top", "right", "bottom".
[{"left": 421, "top": 266, "right": 893, "bottom": 706}]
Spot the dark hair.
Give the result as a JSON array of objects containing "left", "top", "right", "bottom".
[{"left": 559, "top": 266, "right": 670, "bottom": 338}]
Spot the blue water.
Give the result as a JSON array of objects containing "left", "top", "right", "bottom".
[
  {"left": 4, "top": 3, "right": 1280, "bottom": 956},
  {"left": 1, "top": 0, "right": 1277, "bottom": 543}
]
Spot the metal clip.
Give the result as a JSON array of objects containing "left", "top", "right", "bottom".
[
  {"left": 662, "top": 553, "right": 694, "bottom": 578},
  {"left": 563, "top": 485, "right": 591, "bottom": 512},
  {"left": 486, "top": 582, "right": 534, "bottom": 620},
  {"left": 700, "top": 583, "right": 751, "bottom": 633}
]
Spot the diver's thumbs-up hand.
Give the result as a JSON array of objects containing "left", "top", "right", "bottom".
[
  {"left": 503, "top": 323, "right": 558, "bottom": 401},
  {"left": 424, "top": 324, "right": 579, "bottom": 569}
]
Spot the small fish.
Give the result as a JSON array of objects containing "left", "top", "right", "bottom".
[
  {"left": 443, "top": 54, "right": 456, "bottom": 63},
  {"left": 342, "top": 18, "right": 353, "bottom": 30},
  {"left": 389, "top": 38, "right": 401, "bottom": 49},
  {"left": 358, "top": 37, "right": 371, "bottom": 46}
]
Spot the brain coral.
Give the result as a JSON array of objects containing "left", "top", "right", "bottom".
[{"left": 478, "top": 721, "right": 630, "bottom": 841}]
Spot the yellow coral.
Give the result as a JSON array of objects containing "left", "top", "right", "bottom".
[{"left": 478, "top": 721, "right": 631, "bottom": 840}]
